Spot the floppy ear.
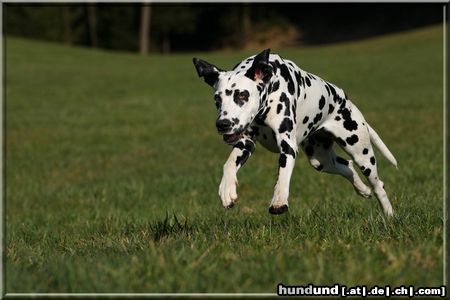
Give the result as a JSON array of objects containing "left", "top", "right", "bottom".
[
  {"left": 193, "top": 58, "right": 223, "bottom": 87},
  {"left": 245, "top": 48, "right": 273, "bottom": 83}
]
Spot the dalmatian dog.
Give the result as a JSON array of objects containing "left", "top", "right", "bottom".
[{"left": 193, "top": 49, "right": 397, "bottom": 217}]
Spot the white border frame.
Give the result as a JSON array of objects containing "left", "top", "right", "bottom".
[{"left": 1, "top": 1, "right": 447, "bottom": 297}]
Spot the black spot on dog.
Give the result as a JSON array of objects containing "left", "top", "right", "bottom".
[
  {"left": 236, "top": 152, "right": 250, "bottom": 167},
  {"left": 302, "top": 116, "right": 309, "bottom": 124},
  {"left": 232, "top": 117, "right": 239, "bottom": 125},
  {"left": 308, "top": 122, "right": 314, "bottom": 129},
  {"left": 271, "top": 81, "right": 280, "bottom": 92},
  {"left": 279, "top": 93, "right": 290, "bottom": 116},
  {"left": 346, "top": 134, "right": 359, "bottom": 145},
  {"left": 335, "top": 116, "right": 341, "bottom": 121},
  {"left": 269, "top": 61, "right": 279, "bottom": 73},
  {"left": 240, "top": 65, "right": 245, "bottom": 69},
  {"left": 370, "top": 156, "right": 376, "bottom": 165},
  {"left": 327, "top": 83, "right": 336, "bottom": 97},
  {"left": 234, "top": 141, "right": 245, "bottom": 150},
  {"left": 303, "top": 131, "right": 308, "bottom": 136},
  {"left": 318, "top": 96, "right": 325, "bottom": 110},
  {"left": 294, "top": 71, "right": 302, "bottom": 95},
  {"left": 225, "top": 89, "right": 232, "bottom": 96},
  {"left": 279, "top": 118, "right": 294, "bottom": 133},
  {"left": 336, "top": 137, "right": 346, "bottom": 147},
  {"left": 262, "top": 93, "right": 267, "bottom": 102},
  {"left": 305, "top": 77, "right": 311, "bottom": 87},
  {"left": 328, "top": 104, "right": 334, "bottom": 114},
  {"left": 231, "top": 83, "right": 236, "bottom": 88},
  {"left": 279, "top": 154, "right": 287, "bottom": 168},
  {"left": 287, "top": 80, "right": 295, "bottom": 95},
  {"left": 233, "top": 89, "right": 249, "bottom": 107},
  {"left": 339, "top": 107, "right": 351, "bottom": 119},
  {"left": 304, "top": 93, "right": 307, "bottom": 99},
  {"left": 235, "top": 139, "right": 255, "bottom": 153},
  {"left": 214, "top": 94, "right": 222, "bottom": 109},
  {"left": 363, "top": 148, "right": 369, "bottom": 155},
  {"left": 245, "top": 140, "right": 256, "bottom": 153},
  {"left": 338, "top": 107, "right": 358, "bottom": 131},
  {"left": 277, "top": 104, "right": 283, "bottom": 114},
  {"left": 315, "top": 164, "right": 323, "bottom": 171},
  {"left": 305, "top": 145, "right": 314, "bottom": 156},
  {"left": 336, "top": 156, "right": 349, "bottom": 166},
  {"left": 325, "top": 85, "right": 330, "bottom": 96},
  {"left": 257, "top": 85, "right": 263, "bottom": 92},
  {"left": 313, "top": 112, "right": 323, "bottom": 124},
  {"left": 281, "top": 140, "right": 296, "bottom": 158},
  {"left": 279, "top": 64, "right": 295, "bottom": 95},
  {"left": 344, "top": 119, "right": 358, "bottom": 131},
  {"left": 363, "top": 168, "right": 371, "bottom": 177},
  {"left": 223, "top": 111, "right": 227, "bottom": 116}
]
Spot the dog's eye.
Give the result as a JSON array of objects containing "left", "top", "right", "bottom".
[{"left": 239, "top": 91, "right": 249, "bottom": 101}]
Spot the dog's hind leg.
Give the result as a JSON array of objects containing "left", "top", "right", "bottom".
[
  {"left": 320, "top": 106, "right": 395, "bottom": 217},
  {"left": 302, "top": 132, "right": 372, "bottom": 198},
  {"left": 347, "top": 144, "right": 394, "bottom": 217}
]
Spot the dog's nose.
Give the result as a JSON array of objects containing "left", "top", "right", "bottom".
[{"left": 216, "top": 119, "right": 232, "bottom": 132}]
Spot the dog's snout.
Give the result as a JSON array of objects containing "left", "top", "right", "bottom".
[{"left": 216, "top": 119, "right": 233, "bottom": 132}]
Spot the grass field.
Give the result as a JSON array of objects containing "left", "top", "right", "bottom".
[{"left": 5, "top": 25, "right": 444, "bottom": 293}]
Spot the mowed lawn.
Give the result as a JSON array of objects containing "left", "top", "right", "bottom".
[{"left": 5, "top": 25, "right": 444, "bottom": 293}]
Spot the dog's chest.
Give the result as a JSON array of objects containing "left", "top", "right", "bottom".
[{"left": 253, "top": 124, "right": 279, "bottom": 153}]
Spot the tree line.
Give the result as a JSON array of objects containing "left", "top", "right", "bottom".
[{"left": 4, "top": 3, "right": 442, "bottom": 54}]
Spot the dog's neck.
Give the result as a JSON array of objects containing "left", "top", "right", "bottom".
[{"left": 255, "top": 75, "right": 277, "bottom": 122}]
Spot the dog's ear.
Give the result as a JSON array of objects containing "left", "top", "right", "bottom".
[
  {"left": 193, "top": 58, "right": 223, "bottom": 87},
  {"left": 245, "top": 48, "right": 273, "bottom": 83}
]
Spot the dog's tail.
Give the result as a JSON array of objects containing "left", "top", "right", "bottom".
[{"left": 367, "top": 124, "right": 398, "bottom": 168}]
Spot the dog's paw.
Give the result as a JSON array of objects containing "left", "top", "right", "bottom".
[
  {"left": 218, "top": 173, "right": 238, "bottom": 209},
  {"left": 354, "top": 185, "right": 372, "bottom": 199},
  {"left": 383, "top": 205, "right": 394, "bottom": 218},
  {"left": 269, "top": 204, "right": 289, "bottom": 215}
]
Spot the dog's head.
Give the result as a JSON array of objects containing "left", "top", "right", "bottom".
[{"left": 193, "top": 49, "right": 273, "bottom": 144}]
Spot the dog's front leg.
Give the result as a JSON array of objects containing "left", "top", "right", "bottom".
[
  {"left": 269, "top": 135, "right": 298, "bottom": 214},
  {"left": 219, "top": 136, "right": 255, "bottom": 208}
]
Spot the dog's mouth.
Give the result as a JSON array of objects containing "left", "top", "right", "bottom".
[{"left": 222, "top": 131, "right": 244, "bottom": 145}]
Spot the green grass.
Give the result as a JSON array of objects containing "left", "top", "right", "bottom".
[{"left": 5, "top": 25, "right": 444, "bottom": 293}]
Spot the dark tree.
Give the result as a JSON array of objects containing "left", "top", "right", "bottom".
[
  {"left": 87, "top": 4, "right": 98, "bottom": 47},
  {"left": 139, "top": 3, "right": 151, "bottom": 54}
]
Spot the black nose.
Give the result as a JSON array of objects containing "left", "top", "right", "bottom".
[{"left": 216, "top": 119, "right": 232, "bottom": 132}]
